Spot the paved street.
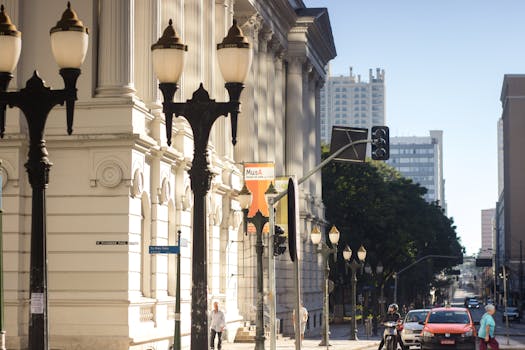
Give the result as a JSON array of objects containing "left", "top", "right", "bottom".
[
  {"left": 224, "top": 323, "right": 380, "bottom": 350},
  {"left": 223, "top": 307, "right": 525, "bottom": 350}
]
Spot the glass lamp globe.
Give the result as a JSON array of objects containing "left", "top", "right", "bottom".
[
  {"left": 151, "top": 19, "right": 187, "bottom": 83},
  {"left": 50, "top": 2, "right": 89, "bottom": 68},
  {"left": 264, "top": 182, "right": 278, "bottom": 207},
  {"left": 238, "top": 183, "right": 252, "bottom": 210},
  {"left": 357, "top": 245, "right": 367, "bottom": 261},
  {"left": 376, "top": 262, "right": 384, "bottom": 274},
  {"left": 343, "top": 246, "right": 352, "bottom": 261},
  {"left": 216, "top": 19, "right": 252, "bottom": 83},
  {"left": 310, "top": 226, "right": 322, "bottom": 245},
  {"left": 328, "top": 225, "right": 340, "bottom": 245},
  {"left": 0, "top": 5, "right": 21, "bottom": 73}
]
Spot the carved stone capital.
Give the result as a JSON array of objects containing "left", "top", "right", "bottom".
[
  {"left": 258, "top": 26, "right": 274, "bottom": 52},
  {"left": 286, "top": 56, "right": 306, "bottom": 74}
]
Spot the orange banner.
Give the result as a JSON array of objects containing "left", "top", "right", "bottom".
[{"left": 244, "top": 163, "right": 274, "bottom": 233}]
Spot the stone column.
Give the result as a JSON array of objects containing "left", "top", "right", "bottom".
[
  {"left": 273, "top": 51, "right": 286, "bottom": 175},
  {"left": 315, "top": 78, "right": 324, "bottom": 201},
  {"left": 257, "top": 26, "right": 272, "bottom": 161},
  {"left": 307, "top": 71, "right": 317, "bottom": 198},
  {"left": 134, "top": 0, "right": 160, "bottom": 107},
  {"left": 96, "top": 0, "right": 135, "bottom": 97},
  {"left": 213, "top": 0, "right": 228, "bottom": 158},
  {"left": 234, "top": 15, "right": 261, "bottom": 163},
  {"left": 285, "top": 56, "right": 305, "bottom": 178},
  {"left": 183, "top": 0, "right": 203, "bottom": 99}
]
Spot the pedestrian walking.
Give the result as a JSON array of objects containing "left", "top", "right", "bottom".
[
  {"left": 292, "top": 302, "right": 308, "bottom": 342},
  {"left": 478, "top": 304, "right": 499, "bottom": 350},
  {"left": 210, "top": 301, "right": 226, "bottom": 350}
]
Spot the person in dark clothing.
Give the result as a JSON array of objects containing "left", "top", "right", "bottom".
[{"left": 377, "top": 303, "right": 405, "bottom": 350}]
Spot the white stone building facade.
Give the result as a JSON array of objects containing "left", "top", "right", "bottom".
[{"left": 0, "top": 0, "right": 336, "bottom": 349}]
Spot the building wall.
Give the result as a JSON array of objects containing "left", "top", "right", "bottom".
[
  {"left": 0, "top": 0, "right": 336, "bottom": 349},
  {"left": 500, "top": 74, "right": 525, "bottom": 297},
  {"left": 497, "top": 118, "right": 504, "bottom": 197},
  {"left": 386, "top": 131, "right": 446, "bottom": 207},
  {"left": 320, "top": 67, "right": 385, "bottom": 144}
]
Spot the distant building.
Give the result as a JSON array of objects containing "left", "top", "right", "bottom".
[
  {"left": 500, "top": 74, "right": 525, "bottom": 303},
  {"left": 320, "top": 67, "right": 385, "bottom": 144},
  {"left": 497, "top": 118, "right": 504, "bottom": 196},
  {"left": 480, "top": 209, "right": 496, "bottom": 258},
  {"left": 387, "top": 131, "right": 446, "bottom": 208}
]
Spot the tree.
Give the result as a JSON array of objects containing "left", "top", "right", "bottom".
[{"left": 322, "top": 151, "right": 463, "bottom": 307}]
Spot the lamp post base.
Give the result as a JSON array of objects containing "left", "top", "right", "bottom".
[
  {"left": 0, "top": 330, "right": 6, "bottom": 350},
  {"left": 319, "top": 339, "right": 331, "bottom": 346}
]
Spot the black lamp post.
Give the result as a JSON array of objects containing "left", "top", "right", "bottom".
[
  {"left": 238, "top": 182, "right": 277, "bottom": 350},
  {"left": 151, "top": 19, "right": 252, "bottom": 350},
  {"left": 343, "top": 244, "right": 366, "bottom": 341},
  {"left": 0, "top": 3, "right": 88, "bottom": 350},
  {"left": 375, "top": 262, "right": 385, "bottom": 318},
  {"left": 310, "top": 226, "right": 339, "bottom": 347}
]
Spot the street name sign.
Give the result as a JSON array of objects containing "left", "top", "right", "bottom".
[{"left": 149, "top": 245, "right": 180, "bottom": 254}]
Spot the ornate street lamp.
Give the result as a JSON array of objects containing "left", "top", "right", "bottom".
[
  {"left": 239, "top": 182, "right": 277, "bottom": 350},
  {"left": 310, "top": 225, "right": 339, "bottom": 347},
  {"left": 343, "top": 244, "right": 367, "bottom": 340},
  {"left": 152, "top": 19, "right": 252, "bottom": 350},
  {"left": 375, "top": 262, "right": 386, "bottom": 317},
  {"left": 0, "top": 3, "right": 88, "bottom": 350}
]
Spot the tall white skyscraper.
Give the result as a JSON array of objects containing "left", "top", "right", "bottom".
[
  {"left": 387, "top": 131, "right": 446, "bottom": 209},
  {"left": 480, "top": 208, "right": 496, "bottom": 257},
  {"left": 320, "top": 67, "right": 386, "bottom": 144}
]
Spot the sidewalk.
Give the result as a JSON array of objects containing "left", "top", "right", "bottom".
[
  {"left": 497, "top": 336, "right": 525, "bottom": 350},
  {"left": 225, "top": 323, "right": 380, "bottom": 350}
]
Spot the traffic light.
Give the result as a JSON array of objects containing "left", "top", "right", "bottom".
[
  {"left": 273, "top": 225, "right": 287, "bottom": 256},
  {"left": 371, "top": 126, "right": 389, "bottom": 160}
]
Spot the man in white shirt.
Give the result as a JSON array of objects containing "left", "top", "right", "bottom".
[
  {"left": 292, "top": 302, "right": 308, "bottom": 342},
  {"left": 210, "top": 301, "right": 226, "bottom": 350}
]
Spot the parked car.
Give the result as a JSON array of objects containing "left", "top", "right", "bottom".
[
  {"left": 420, "top": 307, "right": 477, "bottom": 350},
  {"left": 502, "top": 307, "right": 521, "bottom": 323},
  {"left": 400, "top": 309, "right": 430, "bottom": 349},
  {"left": 467, "top": 298, "right": 480, "bottom": 309}
]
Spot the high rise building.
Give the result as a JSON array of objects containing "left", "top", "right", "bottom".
[
  {"left": 320, "top": 67, "right": 385, "bottom": 144},
  {"left": 387, "top": 131, "right": 446, "bottom": 208},
  {"left": 499, "top": 74, "right": 525, "bottom": 301},
  {"left": 480, "top": 208, "right": 496, "bottom": 257}
]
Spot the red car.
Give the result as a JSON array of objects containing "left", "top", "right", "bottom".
[{"left": 420, "top": 307, "right": 478, "bottom": 350}]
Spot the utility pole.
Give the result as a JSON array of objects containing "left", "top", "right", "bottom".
[{"left": 518, "top": 239, "right": 523, "bottom": 312}]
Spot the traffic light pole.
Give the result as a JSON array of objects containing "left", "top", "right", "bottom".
[
  {"left": 266, "top": 138, "right": 372, "bottom": 350},
  {"left": 268, "top": 205, "right": 277, "bottom": 350},
  {"left": 393, "top": 255, "right": 460, "bottom": 304}
]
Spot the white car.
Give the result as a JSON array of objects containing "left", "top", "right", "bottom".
[
  {"left": 467, "top": 298, "right": 480, "bottom": 309},
  {"left": 400, "top": 309, "right": 430, "bottom": 350},
  {"left": 503, "top": 307, "right": 521, "bottom": 322}
]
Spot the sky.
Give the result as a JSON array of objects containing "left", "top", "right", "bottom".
[{"left": 304, "top": 0, "right": 525, "bottom": 255}]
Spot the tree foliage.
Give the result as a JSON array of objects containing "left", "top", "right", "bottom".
[{"left": 322, "top": 150, "right": 463, "bottom": 305}]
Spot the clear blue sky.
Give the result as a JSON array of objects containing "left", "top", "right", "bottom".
[{"left": 304, "top": 0, "right": 525, "bottom": 255}]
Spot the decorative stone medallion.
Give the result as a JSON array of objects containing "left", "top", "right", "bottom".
[{"left": 97, "top": 160, "right": 124, "bottom": 188}]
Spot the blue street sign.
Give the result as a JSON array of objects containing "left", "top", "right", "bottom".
[{"left": 149, "top": 245, "right": 180, "bottom": 254}]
